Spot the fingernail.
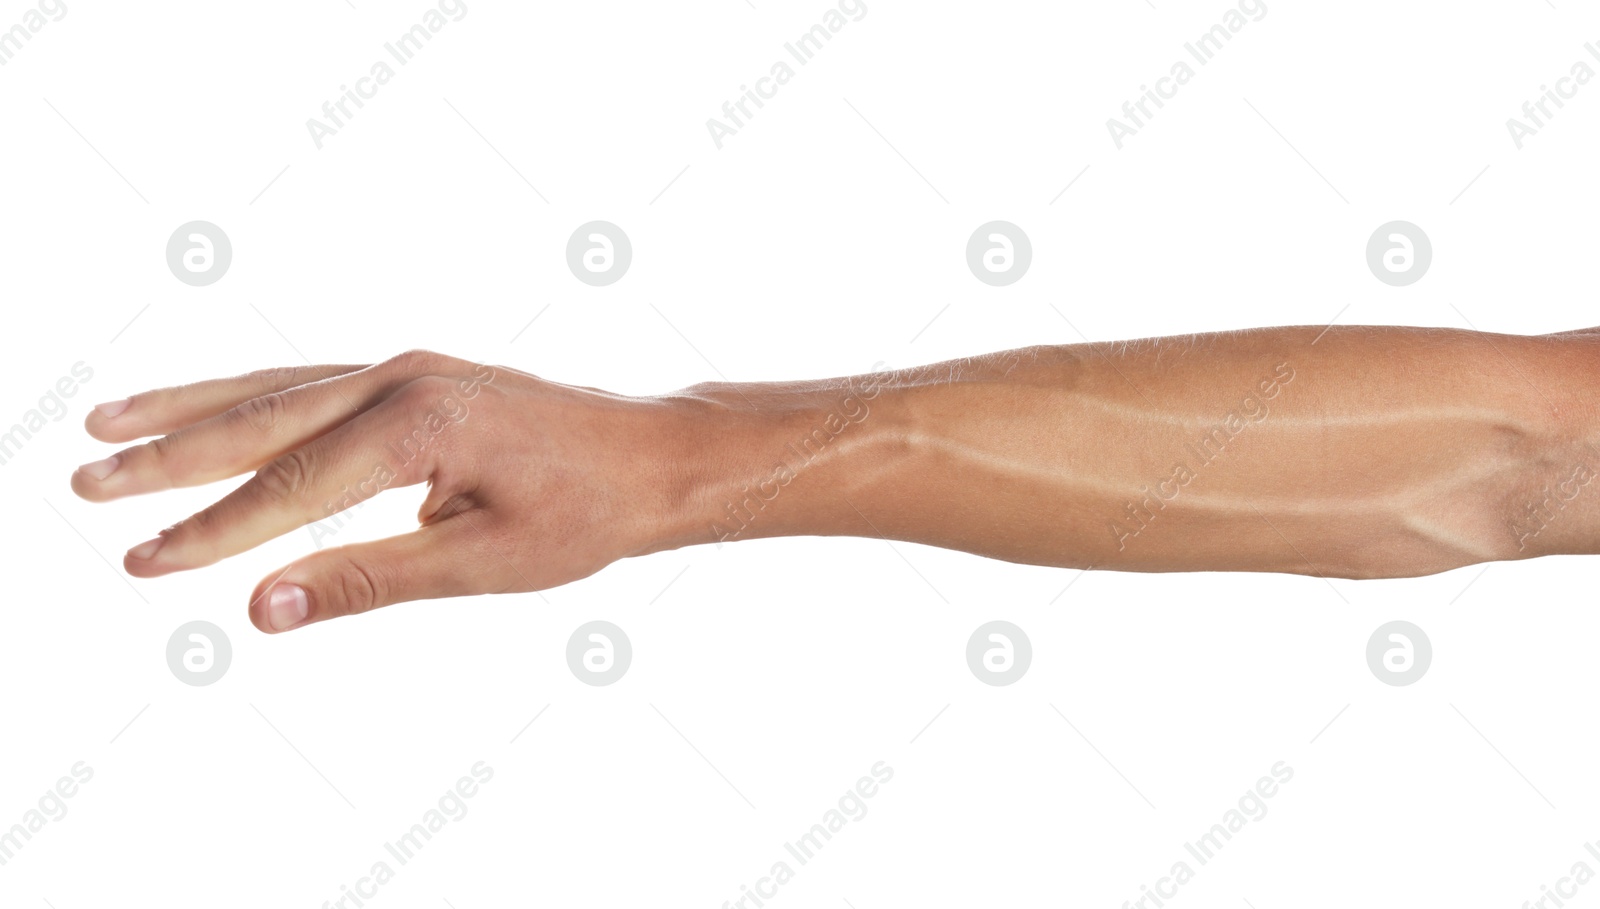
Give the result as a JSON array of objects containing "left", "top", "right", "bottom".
[
  {"left": 78, "top": 455, "right": 122, "bottom": 481},
  {"left": 95, "top": 399, "right": 131, "bottom": 418},
  {"left": 267, "top": 583, "right": 309, "bottom": 631},
  {"left": 127, "top": 536, "right": 164, "bottom": 561}
]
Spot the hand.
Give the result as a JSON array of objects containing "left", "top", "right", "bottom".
[{"left": 71, "top": 351, "right": 703, "bottom": 634}]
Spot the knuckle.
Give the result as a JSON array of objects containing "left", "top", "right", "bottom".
[
  {"left": 328, "top": 557, "right": 387, "bottom": 616},
  {"left": 233, "top": 391, "right": 289, "bottom": 434},
  {"left": 251, "top": 365, "right": 304, "bottom": 390},
  {"left": 144, "top": 434, "right": 186, "bottom": 484},
  {"left": 395, "top": 374, "right": 460, "bottom": 409},
  {"left": 164, "top": 505, "right": 216, "bottom": 545},
  {"left": 388, "top": 349, "right": 443, "bottom": 375},
  {"left": 387, "top": 349, "right": 471, "bottom": 378},
  {"left": 393, "top": 376, "right": 483, "bottom": 452},
  {"left": 255, "top": 449, "right": 314, "bottom": 502},
  {"left": 149, "top": 432, "right": 177, "bottom": 461}
]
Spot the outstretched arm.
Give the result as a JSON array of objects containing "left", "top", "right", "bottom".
[
  {"left": 71, "top": 325, "right": 1600, "bottom": 633},
  {"left": 689, "top": 324, "right": 1600, "bottom": 578}
]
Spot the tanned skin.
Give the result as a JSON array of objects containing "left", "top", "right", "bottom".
[{"left": 69, "top": 325, "right": 1600, "bottom": 634}]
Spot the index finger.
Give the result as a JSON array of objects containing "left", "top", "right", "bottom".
[{"left": 87, "top": 364, "right": 367, "bottom": 444}]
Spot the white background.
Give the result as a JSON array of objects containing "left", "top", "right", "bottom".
[{"left": 3, "top": 1, "right": 1598, "bottom": 906}]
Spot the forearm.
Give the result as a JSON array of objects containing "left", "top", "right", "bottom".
[{"left": 659, "top": 325, "right": 1600, "bottom": 578}]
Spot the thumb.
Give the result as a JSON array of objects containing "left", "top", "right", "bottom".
[{"left": 248, "top": 521, "right": 494, "bottom": 633}]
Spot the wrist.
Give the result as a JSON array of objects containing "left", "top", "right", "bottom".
[
  {"left": 1498, "top": 333, "right": 1600, "bottom": 559},
  {"left": 646, "top": 372, "right": 906, "bottom": 553}
]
